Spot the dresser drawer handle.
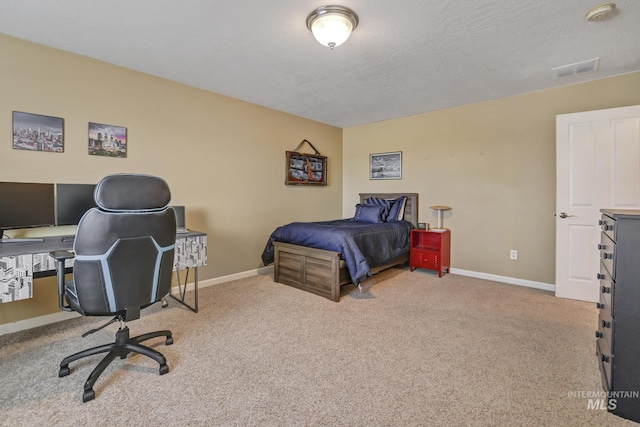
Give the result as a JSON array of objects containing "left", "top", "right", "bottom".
[
  {"left": 601, "top": 354, "right": 610, "bottom": 363},
  {"left": 597, "top": 273, "right": 605, "bottom": 280},
  {"left": 596, "top": 331, "right": 603, "bottom": 338},
  {"left": 601, "top": 286, "right": 611, "bottom": 294},
  {"left": 599, "top": 220, "right": 605, "bottom": 226},
  {"left": 596, "top": 302, "right": 605, "bottom": 309},
  {"left": 601, "top": 319, "right": 611, "bottom": 328},
  {"left": 603, "top": 253, "right": 612, "bottom": 259},
  {"left": 597, "top": 244, "right": 605, "bottom": 250}
]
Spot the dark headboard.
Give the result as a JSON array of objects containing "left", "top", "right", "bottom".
[{"left": 359, "top": 193, "right": 419, "bottom": 228}]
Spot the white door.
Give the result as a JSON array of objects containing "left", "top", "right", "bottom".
[{"left": 556, "top": 105, "right": 640, "bottom": 302}]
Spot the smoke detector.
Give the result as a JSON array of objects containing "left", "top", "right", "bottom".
[{"left": 586, "top": 3, "right": 616, "bottom": 21}]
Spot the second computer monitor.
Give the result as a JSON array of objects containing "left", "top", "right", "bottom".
[
  {"left": 171, "top": 206, "right": 188, "bottom": 233},
  {"left": 55, "top": 183, "right": 97, "bottom": 226}
]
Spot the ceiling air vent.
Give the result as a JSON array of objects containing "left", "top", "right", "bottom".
[{"left": 551, "top": 58, "right": 600, "bottom": 80}]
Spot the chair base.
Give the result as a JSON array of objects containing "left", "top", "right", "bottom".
[{"left": 60, "top": 325, "right": 173, "bottom": 402}]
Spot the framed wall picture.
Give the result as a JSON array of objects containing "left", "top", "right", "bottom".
[
  {"left": 370, "top": 151, "right": 402, "bottom": 180},
  {"left": 88, "top": 122, "right": 127, "bottom": 158},
  {"left": 12, "top": 111, "right": 64, "bottom": 152},
  {"left": 285, "top": 151, "right": 327, "bottom": 186}
]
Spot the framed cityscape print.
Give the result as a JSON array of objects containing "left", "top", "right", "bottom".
[
  {"left": 370, "top": 151, "right": 402, "bottom": 180},
  {"left": 88, "top": 122, "right": 127, "bottom": 158},
  {"left": 12, "top": 111, "right": 64, "bottom": 152}
]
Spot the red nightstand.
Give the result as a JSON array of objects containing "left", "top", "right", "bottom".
[{"left": 410, "top": 229, "right": 451, "bottom": 277}]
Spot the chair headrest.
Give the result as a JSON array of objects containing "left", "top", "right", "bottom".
[{"left": 94, "top": 174, "right": 171, "bottom": 211}]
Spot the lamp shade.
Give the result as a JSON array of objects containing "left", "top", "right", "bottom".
[{"left": 306, "top": 5, "right": 359, "bottom": 49}]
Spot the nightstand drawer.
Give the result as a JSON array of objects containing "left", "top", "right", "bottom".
[
  {"left": 409, "top": 250, "right": 422, "bottom": 268},
  {"left": 424, "top": 251, "right": 439, "bottom": 269}
]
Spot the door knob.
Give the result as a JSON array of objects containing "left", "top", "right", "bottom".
[{"left": 558, "top": 212, "right": 576, "bottom": 219}]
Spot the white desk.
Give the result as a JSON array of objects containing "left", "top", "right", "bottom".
[
  {"left": 0, "top": 231, "right": 207, "bottom": 312},
  {"left": 170, "top": 231, "right": 207, "bottom": 312}
]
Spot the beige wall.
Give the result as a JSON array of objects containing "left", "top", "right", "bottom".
[
  {"left": 2, "top": 31, "right": 639, "bottom": 327},
  {"left": 0, "top": 34, "right": 342, "bottom": 324},
  {"left": 343, "top": 71, "right": 640, "bottom": 284}
]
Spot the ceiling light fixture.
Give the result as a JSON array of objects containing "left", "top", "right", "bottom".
[
  {"left": 306, "top": 5, "right": 359, "bottom": 50},
  {"left": 586, "top": 3, "right": 616, "bottom": 21}
]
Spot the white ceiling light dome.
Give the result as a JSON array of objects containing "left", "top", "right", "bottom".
[
  {"left": 586, "top": 3, "right": 616, "bottom": 21},
  {"left": 306, "top": 5, "right": 359, "bottom": 50}
]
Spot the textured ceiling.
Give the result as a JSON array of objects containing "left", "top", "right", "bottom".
[{"left": 0, "top": 0, "right": 639, "bottom": 128}]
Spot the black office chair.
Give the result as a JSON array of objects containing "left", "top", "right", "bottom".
[{"left": 50, "top": 173, "right": 177, "bottom": 402}]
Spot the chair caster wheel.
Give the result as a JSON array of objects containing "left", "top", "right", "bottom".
[
  {"left": 59, "top": 366, "right": 70, "bottom": 377},
  {"left": 159, "top": 364, "right": 169, "bottom": 375},
  {"left": 166, "top": 336, "right": 173, "bottom": 345},
  {"left": 83, "top": 389, "right": 95, "bottom": 402},
  {"left": 161, "top": 298, "right": 168, "bottom": 308}
]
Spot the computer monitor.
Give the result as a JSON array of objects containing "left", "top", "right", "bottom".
[
  {"left": 55, "top": 183, "right": 97, "bottom": 226},
  {"left": 0, "top": 182, "right": 56, "bottom": 231},
  {"left": 171, "top": 206, "right": 187, "bottom": 233}
]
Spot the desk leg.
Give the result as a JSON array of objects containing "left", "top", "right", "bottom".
[{"left": 169, "top": 265, "right": 199, "bottom": 313}]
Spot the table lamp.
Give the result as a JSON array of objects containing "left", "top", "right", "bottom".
[{"left": 429, "top": 205, "right": 451, "bottom": 231}]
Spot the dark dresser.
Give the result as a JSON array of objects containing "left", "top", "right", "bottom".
[{"left": 596, "top": 209, "right": 640, "bottom": 422}]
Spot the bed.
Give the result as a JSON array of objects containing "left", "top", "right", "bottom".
[{"left": 262, "top": 193, "right": 418, "bottom": 301}]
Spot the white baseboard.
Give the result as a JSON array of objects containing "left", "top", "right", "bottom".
[
  {"left": 1, "top": 266, "right": 550, "bottom": 335},
  {"left": 450, "top": 268, "right": 555, "bottom": 293},
  {"left": 172, "top": 265, "right": 274, "bottom": 293},
  {"left": 0, "top": 265, "right": 275, "bottom": 336},
  {"left": 0, "top": 310, "right": 81, "bottom": 336}
]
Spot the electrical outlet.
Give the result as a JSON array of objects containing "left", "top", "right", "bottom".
[{"left": 510, "top": 250, "right": 518, "bottom": 260}]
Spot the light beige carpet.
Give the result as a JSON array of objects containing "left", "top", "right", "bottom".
[{"left": 0, "top": 268, "right": 635, "bottom": 426}]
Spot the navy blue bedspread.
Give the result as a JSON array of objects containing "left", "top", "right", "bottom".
[{"left": 261, "top": 219, "right": 412, "bottom": 285}]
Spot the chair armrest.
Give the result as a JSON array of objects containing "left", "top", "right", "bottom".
[
  {"left": 49, "top": 250, "right": 75, "bottom": 261},
  {"left": 49, "top": 250, "right": 75, "bottom": 312}
]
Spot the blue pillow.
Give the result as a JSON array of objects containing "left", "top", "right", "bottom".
[
  {"left": 365, "top": 197, "right": 391, "bottom": 221},
  {"left": 387, "top": 196, "right": 407, "bottom": 222},
  {"left": 354, "top": 204, "right": 384, "bottom": 223}
]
